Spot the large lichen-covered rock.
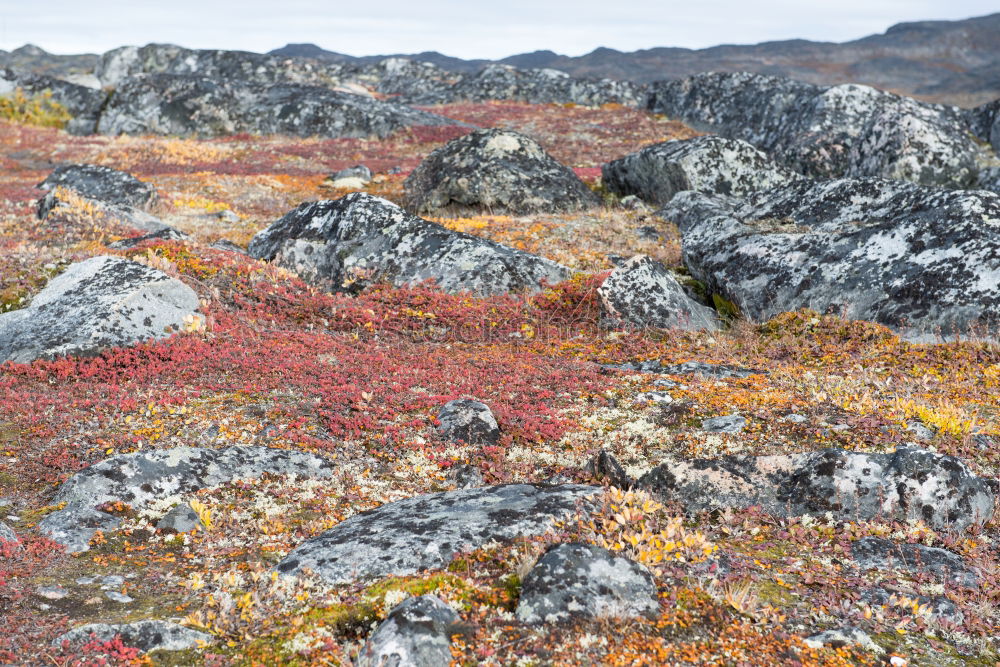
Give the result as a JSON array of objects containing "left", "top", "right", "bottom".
[
  {"left": 516, "top": 542, "right": 659, "bottom": 624},
  {"left": 403, "top": 128, "right": 601, "bottom": 214},
  {"left": 276, "top": 484, "right": 598, "bottom": 584},
  {"left": 634, "top": 446, "right": 994, "bottom": 531},
  {"left": 662, "top": 178, "right": 1000, "bottom": 339},
  {"left": 598, "top": 255, "right": 720, "bottom": 331},
  {"left": 248, "top": 192, "right": 570, "bottom": 296},
  {"left": 0, "top": 256, "right": 200, "bottom": 364},
  {"left": 602, "top": 136, "right": 798, "bottom": 205},
  {"left": 647, "top": 72, "right": 982, "bottom": 188},
  {"left": 95, "top": 73, "right": 459, "bottom": 138},
  {"left": 0, "top": 66, "right": 107, "bottom": 134},
  {"left": 38, "top": 446, "right": 336, "bottom": 552},
  {"left": 54, "top": 621, "right": 212, "bottom": 653},
  {"left": 356, "top": 595, "right": 460, "bottom": 667},
  {"left": 38, "top": 164, "right": 157, "bottom": 209}
]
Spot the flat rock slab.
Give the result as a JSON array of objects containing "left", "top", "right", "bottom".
[
  {"left": 852, "top": 537, "right": 979, "bottom": 588},
  {"left": 39, "top": 445, "right": 336, "bottom": 552},
  {"left": 598, "top": 255, "right": 719, "bottom": 331},
  {"left": 516, "top": 542, "right": 659, "bottom": 624},
  {"left": 404, "top": 128, "right": 601, "bottom": 214},
  {"left": 248, "top": 192, "right": 570, "bottom": 296},
  {"left": 277, "top": 483, "right": 599, "bottom": 584},
  {"left": 357, "top": 595, "right": 459, "bottom": 667},
  {"left": 603, "top": 135, "right": 798, "bottom": 206},
  {"left": 635, "top": 446, "right": 994, "bottom": 532},
  {"left": 54, "top": 621, "right": 212, "bottom": 653},
  {"left": 38, "top": 164, "right": 157, "bottom": 209},
  {"left": 0, "top": 255, "right": 200, "bottom": 364}
]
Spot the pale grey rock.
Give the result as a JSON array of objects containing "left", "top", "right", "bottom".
[
  {"left": 0, "top": 521, "right": 17, "bottom": 543},
  {"left": 598, "top": 255, "right": 720, "bottom": 331},
  {"left": 38, "top": 164, "right": 157, "bottom": 209},
  {"left": 449, "top": 464, "right": 485, "bottom": 489},
  {"left": 803, "top": 627, "right": 882, "bottom": 653},
  {"left": 356, "top": 595, "right": 459, "bottom": 667},
  {"left": 852, "top": 537, "right": 979, "bottom": 588},
  {"left": 516, "top": 542, "right": 658, "bottom": 624},
  {"left": 100, "top": 575, "right": 125, "bottom": 590},
  {"left": 437, "top": 399, "right": 500, "bottom": 446},
  {"left": 38, "top": 445, "right": 336, "bottom": 552},
  {"left": 0, "top": 256, "right": 200, "bottom": 364},
  {"left": 701, "top": 414, "right": 746, "bottom": 434},
  {"left": 76, "top": 576, "right": 99, "bottom": 585},
  {"left": 276, "top": 483, "right": 598, "bottom": 584},
  {"left": 54, "top": 620, "right": 212, "bottom": 653},
  {"left": 603, "top": 136, "right": 799, "bottom": 206},
  {"left": 330, "top": 164, "right": 372, "bottom": 184},
  {"left": 156, "top": 503, "right": 203, "bottom": 533},
  {"left": 602, "top": 360, "right": 765, "bottom": 379},
  {"left": 248, "top": 193, "right": 570, "bottom": 296},
  {"left": 37, "top": 190, "right": 170, "bottom": 234},
  {"left": 37, "top": 585, "right": 68, "bottom": 600},
  {"left": 106, "top": 591, "right": 134, "bottom": 603},
  {"left": 404, "top": 128, "right": 601, "bottom": 214},
  {"left": 905, "top": 421, "right": 935, "bottom": 441}
]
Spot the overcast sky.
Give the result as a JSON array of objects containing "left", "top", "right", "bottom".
[{"left": 0, "top": 1, "right": 996, "bottom": 59}]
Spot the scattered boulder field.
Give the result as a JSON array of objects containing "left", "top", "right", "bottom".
[{"left": 0, "top": 39, "right": 999, "bottom": 666}]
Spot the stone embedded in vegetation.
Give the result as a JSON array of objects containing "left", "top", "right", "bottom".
[
  {"left": 156, "top": 503, "right": 204, "bottom": 534},
  {"left": 276, "top": 483, "right": 598, "bottom": 584},
  {"left": 862, "top": 587, "right": 964, "bottom": 625},
  {"left": 38, "top": 164, "right": 158, "bottom": 209},
  {"left": 602, "top": 360, "right": 766, "bottom": 379},
  {"left": 0, "top": 521, "right": 17, "bottom": 544},
  {"left": 803, "top": 627, "right": 882, "bottom": 653},
  {"left": 37, "top": 189, "right": 170, "bottom": 234},
  {"left": 700, "top": 414, "right": 746, "bottom": 433},
  {"left": 356, "top": 595, "right": 460, "bottom": 667},
  {"left": 0, "top": 256, "right": 201, "bottom": 364},
  {"left": 248, "top": 192, "right": 570, "bottom": 296},
  {"left": 665, "top": 178, "right": 1000, "bottom": 339},
  {"left": 597, "top": 255, "right": 720, "bottom": 331},
  {"left": 38, "top": 446, "right": 336, "bottom": 552},
  {"left": 437, "top": 399, "right": 500, "bottom": 446},
  {"left": 107, "top": 226, "right": 189, "bottom": 249},
  {"left": 54, "top": 621, "right": 213, "bottom": 653},
  {"left": 515, "top": 542, "right": 659, "bottom": 624},
  {"left": 851, "top": 537, "right": 979, "bottom": 588},
  {"left": 634, "top": 446, "right": 994, "bottom": 531},
  {"left": 403, "top": 128, "right": 601, "bottom": 214},
  {"left": 602, "top": 135, "right": 798, "bottom": 205}
]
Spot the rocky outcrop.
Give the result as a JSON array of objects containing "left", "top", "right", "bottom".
[
  {"left": 662, "top": 178, "right": 1000, "bottom": 339},
  {"left": 437, "top": 399, "right": 500, "bottom": 446},
  {"left": 38, "top": 164, "right": 157, "bottom": 209},
  {"left": 0, "top": 256, "right": 200, "bottom": 364},
  {"left": 404, "top": 128, "right": 601, "bottom": 214},
  {"left": 597, "top": 255, "right": 720, "bottom": 331},
  {"left": 38, "top": 446, "right": 336, "bottom": 552},
  {"left": 54, "top": 621, "right": 212, "bottom": 653},
  {"left": 602, "top": 136, "right": 799, "bottom": 205},
  {"left": 276, "top": 484, "right": 598, "bottom": 584},
  {"left": 515, "top": 543, "right": 659, "bottom": 624},
  {"left": 647, "top": 72, "right": 983, "bottom": 188},
  {"left": 356, "top": 595, "right": 460, "bottom": 667},
  {"left": 248, "top": 193, "right": 570, "bottom": 296},
  {"left": 0, "top": 67, "right": 107, "bottom": 134}
]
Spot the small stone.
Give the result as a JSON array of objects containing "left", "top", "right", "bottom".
[
  {"left": 437, "top": 399, "right": 500, "bottom": 446},
  {"left": 782, "top": 414, "right": 808, "bottom": 424},
  {"left": 701, "top": 414, "right": 746, "bottom": 434},
  {"left": 105, "top": 591, "right": 134, "bottom": 603},
  {"left": 450, "top": 464, "right": 484, "bottom": 489},
  {"left": 37, "top": 585, "right": 69, "bottom": 600},
  {"left": 100, "top": 575, "right": 125, "bottom": 590},
  {"left": 156, "top": 503, "right": 204, "bottom": 534},
  {"left": 330, "top": 164, "right": 373, "bottom": 184},
  {"left": 357, "top": 595, "right": 459, "bottom": 667},
  {"left": 803, "top": 626, "right": 882, "bottom": 653},
  {"left": 54, "top": 620, "right": 212, "bottom": 653},
  {"left": 216, "top": 209, "right": 241, "bottom": 223},
  {"left": 634, "top": 391, "right": 672, "bottom": 404},
  {"left": 0, "top": 521, "right": 18, "bottom": 543},
  {"left": 905, "top": 421, "right": 935, "bottom": 440},
  {"left": 76, "top": 576, "right": 99, "bottom": 585}
]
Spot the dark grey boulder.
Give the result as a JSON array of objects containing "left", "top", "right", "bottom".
[
  {"left": 597, "top": 255, "right": 720, "bottom": 331},
  {"left": 634, "top": 446, "right": 994, "bottom": 531},
  {"left": 0, "top": 66, "right": 107, "bottom": 134},
  {"left": 647, "top": 72, "right": 981, "bottom": 188},
  {"left": 602, "top": 360, "right": 766, "bottom": 379},
  {"left": 437, "top": 399, "right": 500, "bottom": 446},
  {"left": 0, "top": 521, "right": 17, "bottom": 544},
  {"left": 701, "top": 414, "right": 746, "bottom": 434},
  {"left": 38, "top": 164, "right": 157, "bottom": 209},
  {"left": 37, "top": 190, "right": 170, "bottom": 234},
  {"left": 276, "top": 484, "right": 598, "bottom": 584},
  {"left": 515, "top": 542, "right": 659, "bottom": 624},
  {"left": 966, "top": 98, "right": 1000, "bottom": 153},
  {"left": 156, "top": 503, "right": 203, "bottom": 534},
  {"left": 602, "top": 136, "right": 798, "bottom": 206},
  {"left": 977, "top": 166, "right": 1000, "bottom": 194},
  {"left": 663, "top": 178, "right": 1000, "bottom": 340},
  {"left": 248, "top": 193, "right": 570, "bottom": 296},
  {"left": 0, "top": 256, "right": 200, "bottom": 364},
  {"left": 38, "top": 445, "right": 336, "bottom": 552},
  {"left": 356, "top": 595, "right": 460, "bottom": 667},
  {"left": 403, "top": 128, "right": 601, "bottom": 214},
  {"left": 54, "top": 621, "right": 212, "bottom": 653},
  {"left": 852, "top": 537, "right": 979, "bottom": 588},
  {"left": 107, "top": 226, "right": 188, "bottom": 249}
]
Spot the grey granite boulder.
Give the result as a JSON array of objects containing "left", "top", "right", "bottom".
[
  {"left": 38, "top": 445, "right": 336, "bottom": 552},
  {"left": 54, "top": 621, "right": 212, "bottom": 653},
  {"left": 635, "top": 446, "right": 994, "bottom": 531},
  {"left": 852, "top": 537, "right": 979, "bottom": 588},
  {"left": 0, "top": 66, "right": 107, "bottom": 134},
  {"left": 403, "top": 128, "right": 601, "bottom": 214},
  {"left": 598, "top": 255, "right": 720, "bottom": 331},
  {"left": 38, "top": 164, "right": 157, "bottom": 209},
  {"left": 663, "top": 178, "right": 1000, "bottom": 340},
  {"left": 276, "top": 484, "right": 598, "bottom": 584},
  {"left": 602, "top": 136, "right": 798, "bottom": 206},
  {"left": 356, "top": 595, "right": 459, "bottom": 667},
  {"left": 701, "top": 414, "right": 746, "bottom": 434},
  {"left": 0, "top": 256, "right": 200, "bottom": 364},
  {"left": 0, "top": 521, "right": 18, "bottom": 544},
  {"left": 515, "top": 542, "right": 659, "bottom": 624},
  {"left": 37, "top": 190, "right": 170, "bottom": 234},
  {"left": 647, "top": 72, "right": 980, "bottom": 188},
  {"left": 437, "top": 399, "right": 500, "bottom": 446},
  {"left": 248, "top": 193, "right": 570, "bottom": 296}
]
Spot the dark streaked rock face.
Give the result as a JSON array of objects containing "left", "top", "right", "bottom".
[
  {"left": 0, "top": 67, "right": 107, "bottom": 135},
  {"left": 356, "top": 595, "right": 460, "bottom": 667},
  {"left": 38, "top": 164, "right": 157, "bottom": 209},
  {"left": 248, "top": 193, "right": 570, "bottom": 296},
  {"left": 404, "top": 128, "right": 601, "bottom": 214}
]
